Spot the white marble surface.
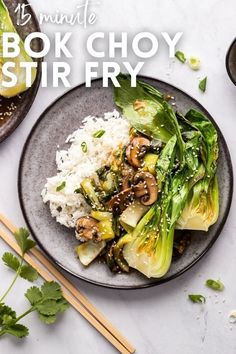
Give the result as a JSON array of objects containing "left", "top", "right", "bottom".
[{"left": 1, "top": 0, "right": 236, "bottom": 353}]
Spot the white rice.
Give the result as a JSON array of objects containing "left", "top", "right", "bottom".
[{"left": 41, "top": 110, "right": 130, "bottom": 228}]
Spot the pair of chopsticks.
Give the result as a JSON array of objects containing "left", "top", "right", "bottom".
[{"left": 0, "top": 214, "right": 135, "bottom": 354}]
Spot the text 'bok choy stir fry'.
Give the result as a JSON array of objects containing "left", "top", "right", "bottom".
[{"left": 73, "top": 75, "right": 219, "bottom": 278}]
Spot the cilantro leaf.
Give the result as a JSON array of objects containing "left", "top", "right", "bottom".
[
  {"left": 2, "top": 314, "right": 15, "bottom": 326},
  {"left": 36, "top": 300, "right": 63, "bottom": 316},
  {"left": 2, "top": 252, "right": 20, "bottom": 272},
  {"left": 36, "top": 298, "right": 69, "bottom": 319},
  {"left": 0, "top": 304, "right": 16, "bottom": 325},
  {"left": 14, "top": 228, "right": 36, "bottom": 255},
  {"left": 199, "top": 77, "right": 207, "bottom": 92},
  {"left": 25, "top": 282, "right": 69, "bottom": 316},
  {"left": 175, "top": 50, "right": 186, "bottom": 63},
  {"left": 25, "top": 286, "right": 42, "bottom": 306},
  {"left": 20, "top": 265, "right": 38, "bottom": 282},
  {"left": 41, "top": 281, "right": 62, "bottom": 300},
  {"left": 38, "top": 314, "right": 57, "bottom": 324},
  {"left": 2, "top": 253, "right": 38, "bottom": 282},
  {"left": 25, "top": 282, "right": 69, "bottom": 320},
  {"left": 2, "top": 324, "right": 29, "bottom": 338},
  {"left": 56, "top": 298, "right": 69, "bottom": 313}
]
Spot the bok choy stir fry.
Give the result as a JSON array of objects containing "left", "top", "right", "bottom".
[{"left": 74, "top": 75, "right": 219, "bottom": 278}]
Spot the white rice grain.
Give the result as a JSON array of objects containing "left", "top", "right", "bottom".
[{"left": 41, "top": 110, "right": 130, "bottom": 228}]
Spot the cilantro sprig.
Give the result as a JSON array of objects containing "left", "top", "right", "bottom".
[
  {"left": 0, "top": 229, "right": 38, "bottom": 303},
  {"left": 0, "top": 228, "right": 69, "bottom": 339}
]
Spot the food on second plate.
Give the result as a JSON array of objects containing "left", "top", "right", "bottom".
[
  {"left": 42, "top": 74, "right": 219, "bottom": 278},
  {"left": 0, "top": 0, "right": 37, "bottom": 98}
]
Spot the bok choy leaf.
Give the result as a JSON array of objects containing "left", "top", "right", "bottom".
[
  {"left": 176, "top": 109, "right": 219, "bottom": 231},
  {"left": 114, "top": 74, "right": 185, "bottom": 166},
  {"left": 123, "top": 123, "right": 209, "bottom": 278},
  {"left": 123, "top": 131, "right": 204, "bottom": 278},
  {"left": 113, "top": 77, "right": 219, "bottom": 278}
]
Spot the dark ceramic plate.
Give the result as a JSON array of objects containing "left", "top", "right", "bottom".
[
  {"left": 18, "top": 77, "right": 233, "bottom": 289},
  {"left": 0, "top": 0, "right": 42, "bottom": 143},
  {"left": 226, "top": 38, "right": 236, "bottom": 86}
]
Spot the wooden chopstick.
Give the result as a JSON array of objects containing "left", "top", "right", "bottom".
[{"left": 0, "top": 214, "right": 135, "bottom": 354}]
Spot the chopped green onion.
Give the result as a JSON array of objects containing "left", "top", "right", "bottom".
[
  {"left": 229, "top": 311, "right": 236, "bottom": 323},
  {"left": 56, "top": 181, "right": 66, "bottom": 192},
  {"left": 199, "top": 77, "right": 207, "bottom": 92},
  {"left": 74, "top": 188, "right": 81, "bottom": 194},
  {"left": 188, "top": 294, "right": 206, "bottom": 304},
  {"left": 81, "top": 141, "right": 87, "bottom": 153},
  {"left": 175, "top": 51, "right": 186, "bottom": 63},
  {"left": 189, "top": 56, "right": 201, "bottom": 70},
  {"left": 93, "top": 130, "right": 105, "bottom": 138},
  {"left": 206, "top": 279, "right": 224, "bottom": 291}
]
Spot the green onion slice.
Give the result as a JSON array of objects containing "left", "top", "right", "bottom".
[
  {"left": 199, "top": 77, "right": 207, "bottom": 92},
  {"left": 188, "top": 294, "right": 206, "bottom": 304},
  {"left": 93, "top": 130, "right": 105, "bottom": 138},
  {"left": 81, "top": 141, "right": 87, "bottom": 153},
  {"left": 189, "top": 56, "right": 201, "bottom": 70},
  {"left": 175, "top": 51, "right": 186, "bottom": 63},
  {"left": 206, "top": 279, "right": 224, "bottom": 291},
  {"left": 56, "top": 181, "right": 66, "bottom": 192}
]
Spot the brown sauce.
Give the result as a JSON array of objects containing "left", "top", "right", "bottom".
[{"left": 0, "top": 94, "right": 22, "bottom": 128}]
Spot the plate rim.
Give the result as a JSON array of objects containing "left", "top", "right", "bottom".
[
  {"left": 226, "top": 37, "right": 236, "bottom": 86},
  {"left": 0, "top": 0, "right": 42, "bottom": 143},
  {"left": 18, "top": 76, "right": 234, "bottom": 290}
]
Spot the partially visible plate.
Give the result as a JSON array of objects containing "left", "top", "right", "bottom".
[
  {"left": 0, "top": 0, "right": 42, "bottom": 143},
  {"left": 18, "top": 77, "right": 233, "bottom": 289}
]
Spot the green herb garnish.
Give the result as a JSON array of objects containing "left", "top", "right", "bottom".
[
  {"left": 199, "top": 77, "right": 207, "bottom": 92},
  {"left": 2, "top": 252, "right": 38, "bottom": 282},
  {"left": 0, "top": 228, "right": 68, "bottom": 339},
  {"left": 81, "top": 142, "right": 87, "bottom": 153},
  {"left": 189, "top": 56, "right": 201, "bottom": 70},
  {"left": 0, "top": 229, "right": 38, "bottom": 299},
  {"left": 175, "top": 51, "right": 186, "bottom": 63},
  {"left": 56, "top": 181, "right": 66, "bottom": 192},
  {"left": 74, "top": 188, "right": 81, "bottom": 194},
  {"left": 93, "top": 130, "right": 105, "bottom": 138},
  {"left": 188, "top": 294, "right": 206, "bottom": 304},
  {"left": 206, "top": 279, "right": 224, "bottom": 291}
]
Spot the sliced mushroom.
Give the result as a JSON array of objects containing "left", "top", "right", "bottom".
[
  {"left": 133, "top": 171, "right": 158, "bottom": 206},
  {"left": 75, "top": 216, "right": 100, "bottom": 242},
  {"left": 133, "top": 181, "right": 149, "bottom": 198},
  {"left": 122, "top": 174, "right": 131, "bottom": 190},
  {"left": 120, "top": 164, "right": 135, "bottom": 190},
  {"left": 108, "top": 188, "right": 134, "bottom": 212},
  {"left": 126, "top": 137, "right": 150, "bottom": 168}
]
